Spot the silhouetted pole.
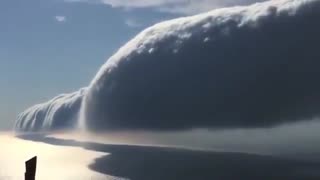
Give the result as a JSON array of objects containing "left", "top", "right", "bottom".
[{"left": 25, "top": 156, "right": 37, "bottom": 180}]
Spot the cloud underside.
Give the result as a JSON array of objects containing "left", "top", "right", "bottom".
[{"left": 15, "top": 0, "right": 320, "bottom": 132}]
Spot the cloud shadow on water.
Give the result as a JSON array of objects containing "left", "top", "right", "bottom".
[{"left": 17, "top": 134, "right": 320, "bottom": 180}]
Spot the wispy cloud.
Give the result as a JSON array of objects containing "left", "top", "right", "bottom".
[
  {"left": 55, "top": 16, "right": 67, "bottom": 22},
  {"left": 125, "top": 18, "right": 143, "bottom": 28},
  {"left": 65, "top": 0, "right": 267, "bottom": 14}
]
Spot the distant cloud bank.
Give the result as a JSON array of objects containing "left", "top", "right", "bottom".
[
  {"left": 65, "top": 0, "right": 267, "bottom": 14},
  {"left": 15, "top": 0, "right": 320, "bottom": 132}
]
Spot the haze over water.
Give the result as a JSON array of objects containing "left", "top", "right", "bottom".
[{"left": 3, "top": 120, "right": 320, "bottom": 179}]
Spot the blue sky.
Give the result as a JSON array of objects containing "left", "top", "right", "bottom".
[{"left": 0, "top": 0, "right": 263, "bottom": 130}]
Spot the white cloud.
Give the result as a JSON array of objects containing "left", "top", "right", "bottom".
[
  {"left": 15, "top": 0, "right": 320, "bottom": 132},
  {"left": 55, "top": 16, "right": 67, "bottom": 22},
  {"left": 65, "top": 0, "right": 267, "bottom": 14}
]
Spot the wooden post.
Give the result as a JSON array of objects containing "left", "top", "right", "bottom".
[{"left": 25, "top": 156, "right": 37, "bottom": 180}]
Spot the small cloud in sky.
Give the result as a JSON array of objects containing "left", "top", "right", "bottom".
[
  {"left": 125, "top": 18, "right": 142, "bottom": 28},
  {"left": 55, "top": 16, "right": 67, "bottom": 23}
]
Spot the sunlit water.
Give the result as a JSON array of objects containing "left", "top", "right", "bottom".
[{"left": 0, "top": 132, "right": 124, "bottom": 180}]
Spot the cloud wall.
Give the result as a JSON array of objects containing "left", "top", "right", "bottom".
[
  {"left": 15, "top": 89, "right": 86, "bottom": 132},
  {"left": 15, "top": 0, "right": 320, "bottom": 132},
  {"left": 83, "top": 0, "right": 320, "bottom": 131}
]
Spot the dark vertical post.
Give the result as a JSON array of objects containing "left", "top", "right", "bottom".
[{"left": 25, "top": 156, "right": 37, "bottom": 180}]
